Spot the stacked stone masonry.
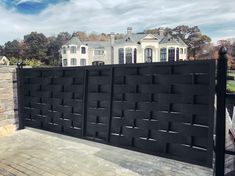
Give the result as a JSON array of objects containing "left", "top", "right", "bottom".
[{"left": 0, "top": 66, "right": 18, "bottom": 137}]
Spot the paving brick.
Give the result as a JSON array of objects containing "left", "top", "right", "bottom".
[{"left": 0, "top": 128, "right": 213, "bottom": 176}]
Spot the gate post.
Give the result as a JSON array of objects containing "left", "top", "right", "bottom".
[
  {"left": 215, "top": 46, "right": 227, "bottom": 176},
  {"left": 17, "top": 62, "right": 24, "bottom": 130}
]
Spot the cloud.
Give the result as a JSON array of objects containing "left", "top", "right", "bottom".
[
  {"left": 0, "top": 0, "right": 234, "bottom": 44},
  {"left": 15, "top": 0, "right": 42, "bottom": 5}
]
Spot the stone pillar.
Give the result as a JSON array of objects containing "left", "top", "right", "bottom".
[{"left": 0, "top": 66, "right": 18, "bottom": 137}]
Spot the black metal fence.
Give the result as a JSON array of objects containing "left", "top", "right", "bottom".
[{"left": 17, "top": 60, "right": 215, "bottom": 168}]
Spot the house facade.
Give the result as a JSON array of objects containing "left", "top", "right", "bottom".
[
  {"left": 0, "top": 56, "right": 10, "bottom": 66},
  {"left": 61, "top": 27, "right": 187, "bottom": 67}
]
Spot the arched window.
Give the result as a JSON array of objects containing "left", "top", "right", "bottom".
[
  {"left": 71, "top": 58, "right": 77, "bottom": 65},
  {"left": 134, "top": 48, "right": 137, "bottom": 63},
  {"left": 70, "top": 46, "right": 77, "bottom": 53},
  {"left": 144, "top": 48, "right": 152, "bottom": 63},
  {"left": 81, "top": 47, "right": 86, "bottom": 54},
  {"left": 160, "top": 48, "right": 167, "bottom": 62},
  {"left": 118, "top": 48, "right": 124, "bottom": 64},
  {"left": 176, "top": 48, "right": 179, "bottom": 61},
  {"left": 168, "top": 48, "right": 175, "bottom": 62},
  {"left": 125, "top": 48, "right": 132, "bottom": 64}
]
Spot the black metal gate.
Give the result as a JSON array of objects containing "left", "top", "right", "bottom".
[{"left": 17, "top": 60, "right": 215, "bottom": 168}]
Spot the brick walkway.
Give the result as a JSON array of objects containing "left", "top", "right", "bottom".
[{"left": 0, "top": 128, "right": 213, "bottom": 176}]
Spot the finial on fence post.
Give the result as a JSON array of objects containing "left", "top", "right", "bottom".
[
  {"left": 219, "top": 46, "right": 228, "bottom": 59},
  {"left": 17, "top": 62, "right": 24, "bottom": 69}
]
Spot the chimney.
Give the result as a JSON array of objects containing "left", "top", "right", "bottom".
[
  {"left": 127, "top": 27, "right": 133, "bottom": 36},
  {"left": 159, "top": 27, "right": 165, "bottom": 36},
  {"left": 110, "top": 32, "right": 115, "bottom": 46}
]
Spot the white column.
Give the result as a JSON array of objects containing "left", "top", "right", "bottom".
[
  {"left": 132, "top": 47, "right": 134, "bottom": 63},
  {"left": 142, "top": 48, "right": 145, "bottom": 63},
  {"left": 154, "top": 47, "right": 158, "bottom": 62},
  {"left": 166, "top": 47, "right": 168, "bottom": 62},
  {"left": 174, "top": 47, "right": 177, "bottom": 61}
]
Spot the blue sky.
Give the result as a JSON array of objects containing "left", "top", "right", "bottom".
[{"left": 0, "top": 0, "right": 234, "bottom": 44}]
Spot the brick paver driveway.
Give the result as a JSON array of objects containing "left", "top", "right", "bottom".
[{"left": 0, "top": 128, "right": 212, "bottom": 176}]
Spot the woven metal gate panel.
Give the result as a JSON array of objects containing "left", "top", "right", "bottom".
[
  {"left": 21, "top": 68, "right": 85, "bottom": 138},
  {"left": 85, "top": 68, "right": 112, "bottom": 141},
  {"left": 18, "top": 60, "right": 215, "bottom": 167}
]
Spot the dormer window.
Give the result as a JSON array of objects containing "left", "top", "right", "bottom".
[
  {"left": 70, "top": 46, "right": 77, "bottom": 54},
  {"left": 81, "top": 47, "right": 86, "bottom": 54}
]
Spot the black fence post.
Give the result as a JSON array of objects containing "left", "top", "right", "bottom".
[
  {"left": 16, "top": 62, "right": 24, "bottom": 129},
  {"left": 215, "top": 46, "right": 227, "bottom": 176}
]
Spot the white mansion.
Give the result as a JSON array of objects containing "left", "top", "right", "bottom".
[{"left": 61, "top": 27, "right": 188, "bottom": 67}]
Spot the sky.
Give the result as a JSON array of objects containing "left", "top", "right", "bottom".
[{"left": 0, "top": 0, "right": 235, "bottom": 45}]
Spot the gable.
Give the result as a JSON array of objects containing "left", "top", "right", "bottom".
[
  {"left": 0, "top": 56, "right": 9, "bottom": 66},
  {"left": 141, "top": 34, "right": 158, "bottom": 41}
]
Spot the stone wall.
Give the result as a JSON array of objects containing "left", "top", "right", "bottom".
[{"left": 0, "top": 66, "right": 18, "bottom": 137}]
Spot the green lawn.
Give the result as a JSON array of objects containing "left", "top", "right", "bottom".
[
  {"left": 227, "top": 70, "right": 235, "bottom": 93},
  {"left": 228, "top": 70, "right": 235, "bottom": 77}
]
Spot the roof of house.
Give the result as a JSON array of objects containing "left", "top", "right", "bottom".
[
  {"left": 0, "top": 56, "right": 9, "bottom": 66},
  {"left": 159, "top": 34, "right": 187, "bottom": 47},
  {"left": 114, "top": 33, "right": 187, "bottom": 47},
  {"left": 0, "top": 56, "right": 8, "bottom": 60},
  {"left": 85, "top": 41, "right": 111, "bottom": 48},
  {"left": 64, "top": 32, "right": 188, "bottom": 47},
  {"left": 65, "top": 36, "right": 83, "bottom": 45}
]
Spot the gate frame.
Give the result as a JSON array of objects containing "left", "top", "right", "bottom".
[{"left": 17, "top": 55, "right": 226, "bottom": 173}]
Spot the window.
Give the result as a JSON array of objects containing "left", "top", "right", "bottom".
[
  {"left": 81, "top": 47, "right": 86, "bottom": 54},
  {"left": 94, "top": 49, "right": 104, "bottom": 55},
  {"left": 176, "top": 48, "right": 179, "bottom": 61},
  {"left": 63, "top": 47, "right": 66, "bottom": 54},
  {"left": 70, "top": 46, "right": 77, "bottom": 53},
  {"left": 80, "top": 58, "right": 86, "bottom": 66},
  {"left": 118, "top": 48, "right": 124, "bottom": 64},
  {"left": 63, "top": 59, "right": 67, "bottom": 66},
  {"left": 134, "top": 48, "right": 137, "bottom": 63},
  {"left": 125, "top": 47, "right": 132, "bottom": 64},
  {"left": 184, "top": 48, "right": 187, "bottom": 54},
  {"left": 144, "top": 48, "right": 152, "bottom": 63},
  {"left": 180, "top": 48, "right": 183, "bottom": 54},
  {"left": 71, "top": 58, "right": 77, "bottom": 65},
  {"left": 168, "top": 48, "right": 175, "bottom": 62},
  {"left": 160, "top": 48, "right": 167, "bottom": 62}
]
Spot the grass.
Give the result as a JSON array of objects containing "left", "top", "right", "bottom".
[
  {"left": 228, "top": 70, "right": 235, "bottom": 77},
  {"left": 227, "top": 70, "right": 235, "bottom": 93},
  {"left": 227, "top": 81, "right": 235, "bottom": 93}
]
